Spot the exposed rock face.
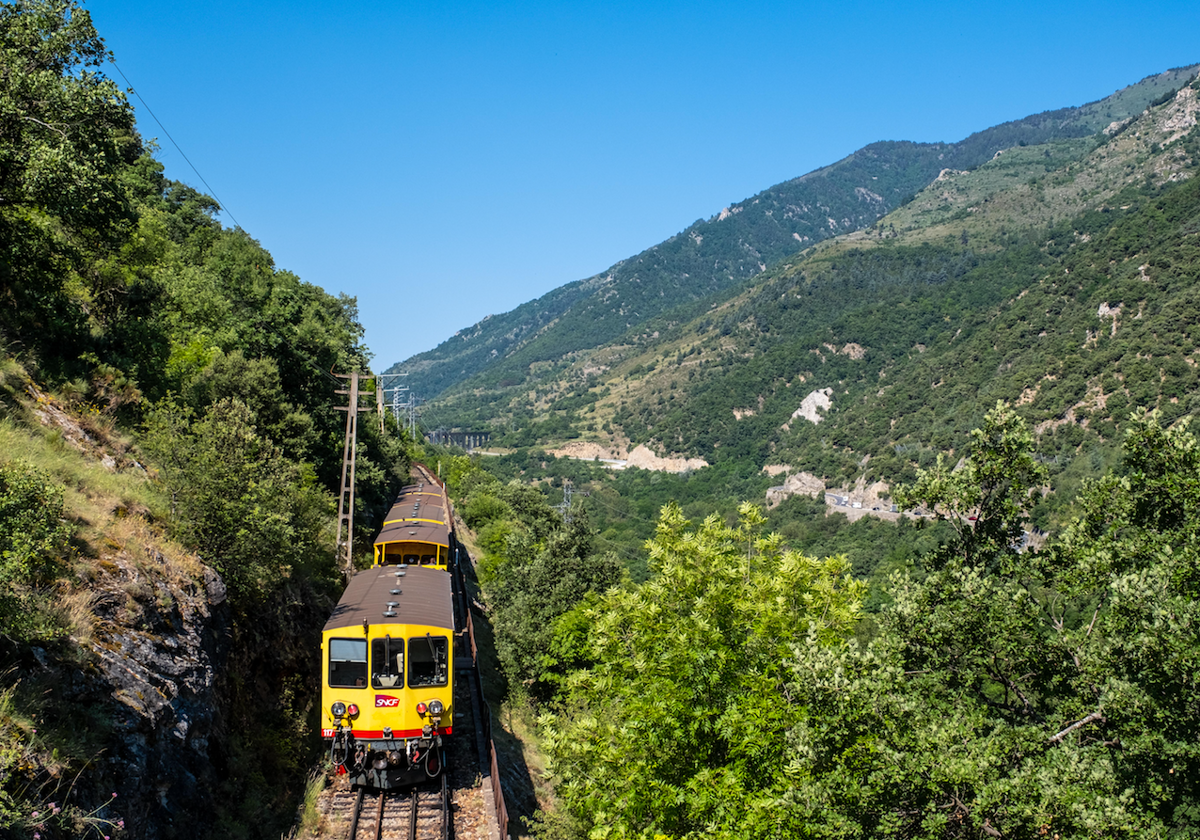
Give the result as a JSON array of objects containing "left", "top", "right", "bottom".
[
  {"left": 1160, "top": 84, "right": 1198, "bottom": 144},
  {"left": 547, "top": 440, "right": 709, "bottom": 472},
  {"left": 625, "top": 445, "right": 708, "bottom": 473},
  {"left": 784, "top": 388, "right": 834, "bottom": 428},
  {"left": 83, "top": 550, "right": 230, "bottom": 838},
  {"left": 11, "top": 552, "right": 230, "bottom": 840},
  {"left": 765, "top": 469, "right": 900, "bottom": 522},
  {"left": 548, "top": 441, "right": 625, "bottom": 461},
  {"left": 766, "top": 471, "right": 825, "bottom": 508},
  {"left": 17, "top": 387, "right": 235, "bottom": 839}
]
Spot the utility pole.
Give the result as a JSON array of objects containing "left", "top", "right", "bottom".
[
  {"left": 558, "top": 479, "right": 573, "bottom": 523},
  {"left": 376, "top": 372, "right": 409, "bottom": 435},
  {"left": 334, "top": 371, "right": 377, "bottom": 579},
  {"left": 375, "top": 378, "right": 385, "bottom": 434},
  {"left": 387, "top": 373, "right": 409, "bottom": 431}
]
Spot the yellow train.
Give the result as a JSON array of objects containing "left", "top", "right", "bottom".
[
  {"left": 372, "top": 473, "right": 453, "bottom": 569},
  {"left": 321, "top": 467, "right": 457, "bottom": 788}
]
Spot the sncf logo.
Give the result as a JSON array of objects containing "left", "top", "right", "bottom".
[{"left": 375, "top": 695, "right": 401, "bottom": 708}]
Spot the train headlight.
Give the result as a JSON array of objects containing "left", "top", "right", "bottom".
[
  {"left": 347, "top": 704, "right": 360, "bottom": 718},
  {"left": 416, "top": 702, "right": 427, "bottom": 715},
  {"left": 331, "top": 701, "right": 347, "bottom": 718},
  {"left": 428, "top": 699, "right": 444, "bottom": 716}
]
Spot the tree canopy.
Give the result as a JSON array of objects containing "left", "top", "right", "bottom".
[{"left": 519, "top": 405, "right": 1200, "bottom": 839}]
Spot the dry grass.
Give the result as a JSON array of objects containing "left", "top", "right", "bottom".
[
  {"left": 0, "top": 416, "right": 162, "bottom": 530},
  {"left": 290, "top": 768, "right": 329, "bottom": 839},
  {"left": 0, "top": 386, "right": 206, "bottom": 644},
  {"left": 52, "top": 587, "right": 98, "bottom": 647}
]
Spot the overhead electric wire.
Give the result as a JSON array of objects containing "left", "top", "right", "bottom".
[
  {"left": 108, "top": 58, "right": 243, "bottom": 231},
  {"left": 591, "top": 532, "right": 648, "bottom": 567},
  {"left": 104, "top": 65, "right": 372, "bottom": 403}
]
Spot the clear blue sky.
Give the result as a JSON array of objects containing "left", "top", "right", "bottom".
[{"left": 87, "top": 0, "right": 1200, "bottom": 372}]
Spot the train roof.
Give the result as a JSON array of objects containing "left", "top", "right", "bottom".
[
  {"left": 323, "top": 565, "right": 453, "bottom": 633},
  {"left": 374, "top": 483, "right": 451, "bottom": 550}
]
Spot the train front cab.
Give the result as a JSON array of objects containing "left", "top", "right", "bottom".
[{"left": 321, "top": 573, "right": 453, "bottom": 788}]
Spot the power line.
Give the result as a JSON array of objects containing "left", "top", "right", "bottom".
[
  {"left": 591, "top": 533, "right": 649, "bottom": 566},
  {"left": 108, "top": 58, "right": 242, "bottom": 231},
  {"left": 105, "top": 65, "right": 379, "bottom": 418}
]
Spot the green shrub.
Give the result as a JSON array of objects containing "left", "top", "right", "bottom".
[{"left": 0, "top": 460, "right": 71, "bottom": 637}]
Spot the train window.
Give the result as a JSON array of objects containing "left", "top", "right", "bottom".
[
  {"left": 403, "top": 554, "right": 419, "bottom": 565},
  {"left": 408, "top": 635, "right": 448, "bottom": 687},
  {"left": 371, "top": 636, "right": 404, "bottom": 688},
  {"left": 420, "top": 555, "right": 435, "bottom": 566},
  {"left": 328, "top": 638, "right": 367, "bottom": 688}
]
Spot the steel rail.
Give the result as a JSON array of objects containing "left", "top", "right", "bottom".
[
  {"left": 373, "top": 792, "right": 386, "bottom": 840},
  {"left": 408, "top": 789, "right": 419, "bottom": 840},
  {"left": 347, "top": 788, "right": 365, "bottom": 839}
]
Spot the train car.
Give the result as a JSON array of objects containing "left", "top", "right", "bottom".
[
  {"left": 321, "top": 563, "right": 454, "bottom": 788},
  {"left": 373, "top": 470, "right": 454, "bottom": 570}
]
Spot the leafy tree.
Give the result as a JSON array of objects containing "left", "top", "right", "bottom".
[
  {"left": 894, "top": 401, "right": 1047, "bottom": 569},
  {"left": 1037, "top": 409, "right": 1200, "bottom": 833},
  {"left": 534, "top": 407, "right": 1200, "bottom": 838},
  {"left": 541, "top": 502, "right": 864, "bottom": 838},
  {"left": 0, "top": 0, "right": 135, "bottom": 233},
  {"left": 144, "top": 398, "right": 334, "bottom": 606},
  {"left": 487, "top": 506, "right": 621, "bottom": 698},
  {"left": 0, "top": 0, "right": 140, "bottom": 360},
  {"left": 766, "top": 408, "right": 1200, "bottom": 838}
]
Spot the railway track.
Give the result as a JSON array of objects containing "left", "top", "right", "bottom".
[
  {"left": 300, "top": 466, "right": 503, "bottom": 840},
  {"left": 332, "top": 775, "right": 450, "bottom": 840}
]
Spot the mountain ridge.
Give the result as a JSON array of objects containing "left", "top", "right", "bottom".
[
  {"left": 389, "top": 64, "right": 1199, "bottom": 404},
  {"left": 420, "top": 66, "right": 1200, "bottom": 536}
]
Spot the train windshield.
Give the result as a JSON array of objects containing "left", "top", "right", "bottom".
[
  {"left": 371, "top": 636, "right": 404, "bottom": 688},
  {"left": 408, "top": 635, "right": 448, "bottom": 687},
  {"left": 328, "top": 638, "right": 367, "bottom": 688}
]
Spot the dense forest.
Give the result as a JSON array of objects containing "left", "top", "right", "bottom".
[
  {"left": 0, "top": 3, "right": 412, "bottom": 837},
  {"left": 452, "top": 405, "right": 1200, "bottom": 838}
]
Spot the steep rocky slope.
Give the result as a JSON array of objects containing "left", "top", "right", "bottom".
[{"left": 1, "top": 379, "right": 328, "bottom": 840}]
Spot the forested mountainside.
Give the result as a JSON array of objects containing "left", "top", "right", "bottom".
[
  {"left": 439, "top": 71, "right": 1200, "bottom": 840},
  {"left": 429, "top": 70, "right": 1200, "bottom": 528},
  {"left": 1, "top": 4, "right": 410, "bottom": 838},
  {"left": 392, "top": 64, "right": 1198, "bottom": 401}
]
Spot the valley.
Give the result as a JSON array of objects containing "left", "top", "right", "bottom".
[{"left": 4, "top": 4, "right": 1200, "bottom": 834}]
